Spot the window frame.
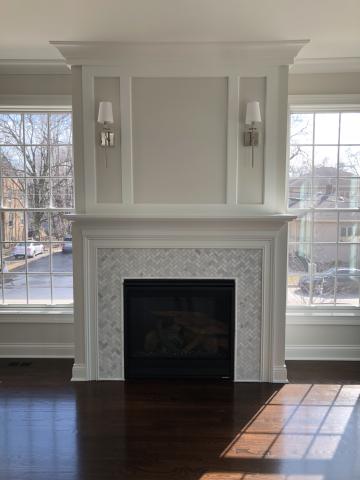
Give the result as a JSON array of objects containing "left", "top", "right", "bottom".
[
  {"left": 287, "top": 94, "right": 360, "bottom": 316},
  {"left": 0, "top": 102, "right": 74, "bottom": 313}
]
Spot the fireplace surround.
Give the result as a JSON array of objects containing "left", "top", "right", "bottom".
[{"left": 70, "top": 215, "right": 293, "bottom": 383}]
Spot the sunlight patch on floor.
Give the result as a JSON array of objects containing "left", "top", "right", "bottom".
[
  {"left": 221, "top": 384, "right": 358, "bottom": 461},
  {"left": 199, "top": 472, "right": 324, "bottom": 479}
]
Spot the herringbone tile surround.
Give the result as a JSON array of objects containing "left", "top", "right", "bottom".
[{"left": 97, "top": 248, "right": 263, "bottom": 380}]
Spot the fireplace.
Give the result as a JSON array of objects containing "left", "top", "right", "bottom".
[
  {"left": 69, "top": 217, "right": 291, "bottom": 383},
  {"left": 123, "top": 279, "right": 235, "bottom": 379}
]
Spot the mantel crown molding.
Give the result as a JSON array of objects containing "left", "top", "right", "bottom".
[{"left": 50, "top": 40, "right": 309, "bottom": 69}]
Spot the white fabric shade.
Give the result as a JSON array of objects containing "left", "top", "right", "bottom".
[
  {"left": 245, "top": 101, "right": 261, "bottom": 124},
  {"left": 98, "top": 101, "right": 114, "bottom": 124}
]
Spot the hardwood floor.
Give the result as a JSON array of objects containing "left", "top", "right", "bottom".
[
  {"left": 0, "top": 360, "right": 359, "bottom": 480},
  {"left": 287, "top": 360, "right": 360, "bottom": 384}
]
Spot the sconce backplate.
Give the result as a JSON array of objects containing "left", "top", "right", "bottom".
[
  {"left": 100, "top": 131, "right": 115, "bottom": 147},
  {"left": 244, "top": 131, "right": 259, "bottom": 147}
]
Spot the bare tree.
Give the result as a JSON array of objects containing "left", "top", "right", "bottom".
[{"left": 0, "top": 112, "right": 73, "bottom": 241}]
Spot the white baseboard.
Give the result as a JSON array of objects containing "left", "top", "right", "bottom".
[
  {"left": 272, "top": 365, "right": 288, "bottom": 383},
  {"left": 286, "top": 345, "right": 360, "bottom": 361},
  {"left": 0, "top": 342, "right": 74, "bottom": 358},
  {"left": 71, "top": 363, "right": 87, "bottom": 381}
]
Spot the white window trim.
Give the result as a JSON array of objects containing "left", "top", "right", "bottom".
[
  {"left": 287, "top": 94, "right": 360, "bottom": 324},
  {"left": 0, "top": 305, "right": 74, "bottom": 324},
  {"left": 0, "top": 95, "right": 72, "bottom": 110},
  {"left": 0, "top": 96, "right": 74, "bottom": 318}
]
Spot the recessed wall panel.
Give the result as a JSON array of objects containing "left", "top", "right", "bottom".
[
  {"left": 132, "top": 77, "right": 228, "bottom": 204},
  {"left": 237, "top": 77, "right": 266, "bottom": 204},
  {"left": 94, "top": 77, "right": 122, "bottom": 203}
]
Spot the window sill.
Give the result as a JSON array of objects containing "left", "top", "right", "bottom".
[
  {"left": 287, "top": 307, "right": 360, "bottom": 325},
  {"left": 0, "top": 306, "right": 73, "bottom": 323}
]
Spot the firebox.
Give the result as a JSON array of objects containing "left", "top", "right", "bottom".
[{"left": 123, "top": 279, "right": 235, "bottom": 379}]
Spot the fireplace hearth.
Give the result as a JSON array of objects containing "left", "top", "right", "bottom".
[{"left": 124, "top": 279, "right": 235, "bottom": 379}]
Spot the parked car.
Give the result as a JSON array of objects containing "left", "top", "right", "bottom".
[
  {"left": 62, "top": 236, "right": 72, "bottom": 253},
  {"left": 299, "top": 267, "right": 360, "bottom": 294},
  {"left": 12, "top": 242, "right": 44, "bottom": 259}
]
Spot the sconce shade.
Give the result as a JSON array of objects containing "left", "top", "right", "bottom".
[
  {"left": 98, "top": 101, "right": 114, "bottom": 124},
  {"left": 245, "top": 101, "right": 261, "bottom": 124}
]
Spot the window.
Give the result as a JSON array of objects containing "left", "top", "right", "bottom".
[
  {"left": 288, "top": 109, "right": 360, "bottom": 307},
  {"left": 0, "top": 110, "right": 74, "bottom": 305}
]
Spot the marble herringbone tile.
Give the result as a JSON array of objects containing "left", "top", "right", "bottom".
[{"left": 97, "top": 248, "right": 262, "bottom": 380}]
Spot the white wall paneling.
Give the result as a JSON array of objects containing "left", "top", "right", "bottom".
[
  {"left": 132, "top": 77, "right": 228, "bottom": 204},
  {"left": 237, "top": 76, "right": 266, "bottom": 204},
  {"left": 80, "top": 66, "right": 288, "bottom": 213},
  {"left": 94, "top": 76, "right": 122, "bottom": 203},
  {"left": 64, "top": 42, "right": 306, "bottom": 216},
  {"left": 0, "top": 313, "right": 74, "bottom": 358},
  {"left": 264, "top": 66, "right": 289, "bottom": 212},
  {"left": 120, "top": 75, "right": 134, "bottom": 204},
  {"left": 226, "top": 76, "right": 240, "bottom": 204}
]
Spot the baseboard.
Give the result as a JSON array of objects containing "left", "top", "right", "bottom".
[
  {"left": 272, "top": 365, "right": 288, "bottom": 383},
  {"left": 286, "top": 345, "right": 360, "bottom": 361},
  {"left": 71, "top": 363, "right": 87, "bottom": 381},
  {"left": 0, "top": 342, "right": 74, "bottom": 358}
]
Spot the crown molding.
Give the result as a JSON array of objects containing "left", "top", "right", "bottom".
[
  {"left": 290, "top": 57, "right": 360, "bottom": 74},
  {"left": 0, "top": 59, "right": 70, "bottom": 75},
  {"left": 51, "top": 40, "right": 309, "bottom": 69}
]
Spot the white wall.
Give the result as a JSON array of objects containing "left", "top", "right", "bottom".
[
  {"left": 289, "top": 72, "right": 360, "bottom": 96},
  {"left": 0, "top": 73, "right": 71, "bottom": 96},
  {"left": 286, "top": 71, "right": 360, "bottom": 361},
  {"left": 0, "top": 71, "right": 74, "bottom": 358}
]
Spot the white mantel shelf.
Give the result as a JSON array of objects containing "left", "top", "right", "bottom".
[
  {"left": 68, "top": 213, "right": 296, "bottom": 223},
  {"left": 52, "top": 40, "right": 308, "bottom": 69}
]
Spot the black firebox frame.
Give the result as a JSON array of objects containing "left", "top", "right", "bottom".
[{"left": 123, "top": 279, "right": 235, "bottom": 380}]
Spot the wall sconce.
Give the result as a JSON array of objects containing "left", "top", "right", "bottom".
[
  {"left": 97, "top": 101, "right": 115, "bottom": 168},
  {"left": 244, "top": 101, "right": 261, "bottom": 168}
]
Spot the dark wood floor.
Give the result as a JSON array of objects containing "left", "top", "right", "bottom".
[{"left": 0, "top": 360, "right": 359, "bottom": 480}]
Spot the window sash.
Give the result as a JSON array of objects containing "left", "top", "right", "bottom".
[
  {"left": 0, "top": 110, "right": 74, "bottom": 307},
  {"left": 287, "top": 108, "right": 360, "bottom": 309}
]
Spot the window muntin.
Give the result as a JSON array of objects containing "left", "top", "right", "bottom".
[
  {"left": 288, "top": 110, "right": 360, "bottom": 307},
  {"left": 0, "top": 111, "right": 73, "bottom": 305}
]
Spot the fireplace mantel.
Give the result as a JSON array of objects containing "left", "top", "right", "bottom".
[
  {"left": 55, "top": 40, "right": 304, "bottom": 384},
  {"left": 68, "top": 213, "right": 296, "bottom": 238},
  {"left": 68, "top": 213, "right": 296, "bottom": 223},
  {"left": 70, "top": 213, "right": 293, "bottom": 383}
]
